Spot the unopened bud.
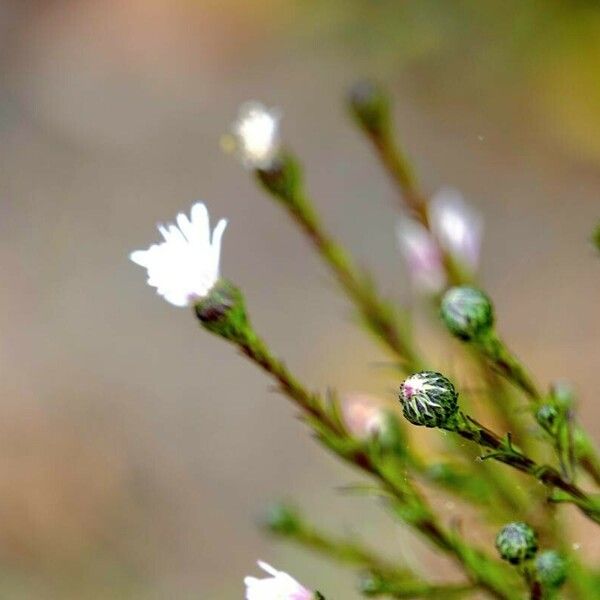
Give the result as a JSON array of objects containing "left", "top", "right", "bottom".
[
  {"left": 359, "top": 572, "right": 385, "bottom": 596},
  {"left": 535, "top": 550, "right": 567, "bottom": 589},
  {"left": 495, "top": 522, "right": 538, "bottom": 564},
  {"left": 441, "top": 286, "right": 494, "bottom": 341},
  {"left": 536, "top": 404, "right": 559, "bottom": 433},
  {"left": 263, "top": 502, "right": 302, "bottom": 536},
  {"left": 399, "top": 371, "right": 459, "bottom": 428},
  {"left": 347, "top": 80, "right": 390, "bottom": 137}
]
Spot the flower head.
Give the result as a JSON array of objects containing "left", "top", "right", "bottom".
[
  {"left": 130, "top": 202, "right": 227, "bottom": 307},
  {"left": 232, "top": 102, "right": 281, "bottom": 170},
  {"left": 396, "top": 217, "right": 446, "bottom": 293},
  {"left": 429, "top": 187, "right": 483, "bottom": 272},
  {"left": 244, "top": 561, "right": 312, "bottom": 600}
]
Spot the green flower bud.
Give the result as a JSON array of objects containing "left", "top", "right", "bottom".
[
  {"left": 399, "top": 371, "right": 459, "bottom": 428},
  {"left": 263, "top": 502, "right": 301, "bottom": 536},
  {"left": 347, "top": 80, "right": 391, "bottom": 137},
  {"left": 255, "top": 153, "right": 302, "bottom": 204},
  {"left": 359, "top": 572, "right": 385, "bottom": 596},
  {"left": 535, "top": 550, "right": 567, "bottom": 589},
  {"left": 536, "top": 404, "right": 559, "bottom": 433},
  {"left": 440, "top": 286, "right": 494, "bottom": 341},
  {"left": 495, "top": 522, "right": 538, "bottom": 564},
  {"left": 194, "top": 280, "right": 248, "bottom": 341}
]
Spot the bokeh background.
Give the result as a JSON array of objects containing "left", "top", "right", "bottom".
[{"left": 1, "top": 1, "right": 600, "bottom": 597}]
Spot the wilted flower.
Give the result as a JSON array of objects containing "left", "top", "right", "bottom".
[
  {"left": 396, "top": 217, "right": 446, "bottom": 293},
  {"left": 244, "top": 561, "right": 313, "bottom": 600},
  {"left": 232, "top": 102, "right": 281, "bottom": 170},
  {"left": 130, "top": 202, "right": 227, "bottom": 307},
  {"left": 429, "top": 187, "right": 483, "bottom": 272}
]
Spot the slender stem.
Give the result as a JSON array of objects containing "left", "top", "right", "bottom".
[
  {"left": 365, "top": 577, "right": 476, "bottom": 599},
  {"left": 256, "top": 157, "right": 424, "bottom": 372},
  {"left": 445, "top": 412, "right": 600, "bottom": 524},
  {"left": 476, "top": 330, "right": 600, "bottom": 486},
  {"left": 205, "top": 313, "right": 517, "bottom": 599},
  {"left": 476, "top": 333, "right": 542, "bottom": 401},
  {"left": 368, "top": 129, "right": 429, "bottom": 224},
  {"left": 268, "top": 516, "right": 414, "bottom": 583}
]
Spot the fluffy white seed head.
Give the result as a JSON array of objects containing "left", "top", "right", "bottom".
[
  {"left": 244, "top": 561, "right": 312, "bottom": 600},
  {"left": 232, "top": 102, "right": 281, "bottom": 170},
  {"left": 130, "top": 202, "right": 227, "bottom": 307}
]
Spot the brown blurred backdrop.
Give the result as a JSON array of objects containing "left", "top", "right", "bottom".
[{"left": 1, "top": 1, "right": 600, "bottom": 597}]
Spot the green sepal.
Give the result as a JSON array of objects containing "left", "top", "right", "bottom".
[
  {"left": 194, "top": 280, "right": 249, "bottom": 343},
  {"left": 255, "top": 152, "right": 303, "bottom": 205},
  {"left": 346, "top": 79, "right": 391, "bottom": 137}
]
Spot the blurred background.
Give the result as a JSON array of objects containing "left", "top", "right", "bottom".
[{"left": 1, "top": 0, "right": 600, "bottom": 597}]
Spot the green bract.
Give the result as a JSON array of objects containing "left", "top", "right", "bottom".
[
  {"left": 495, "top": 522, "right": 538, "bottom": 564},
  {"left": 399, "top": 371, "right": 459, "bottom": 428},
  {"left": 347, "top": 80, "right": 390, "bottom": 137},
  {"left": 194, "top": 280, "right": 248, "bottom": 342},
  {"left": 255, "top": 153, "right": 302, "bottom": 204},
  {"left": 535, "top": 550, "right": 567, "bottom": 589},
  {"left": 440, "top": 286, "right": 494, "bottom": 341},
  {"left": 264, "top": 502, "right": 301, "bottom": 536}
]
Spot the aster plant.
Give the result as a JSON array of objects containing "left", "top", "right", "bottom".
[{"left": 130, "top": 81, "right": 600, "bottom": 599}]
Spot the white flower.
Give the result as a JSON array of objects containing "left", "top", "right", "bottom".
[
  {"left": 429, "top": 187, "right": 483, "bottom": 272},
  {"left": 244, "top": 561, "right": 313, "bottom": 600},
  {"left": 130, "top": 202, "right": 227, "bottom": 307},
  {"left": 232, "top": 102, "right": 281, "bottom": 169},
  {"left": 396, "top": 217, "right": 446, "bottom": 293}
]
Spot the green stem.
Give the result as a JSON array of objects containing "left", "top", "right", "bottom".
[
  {"left": 198, "top": 305, "right": 517, "bottom": 599},
  {"left": 256, "top": 155, "right": 424, "bottom": 372},
  {"left": 476, "top": 333, "right": 542, "bottom": 402},
  {"left": 445, "top": 412, "right": 600, "bottom": 524},
  {"left": 268, "top": 516, "right": 415, "bottom": 583},
  {"left": 476, "top": 330, "right": 600, "bottom": 487},
  {"left": 363, "top": 575, "right": 476, "bottom": 598}
]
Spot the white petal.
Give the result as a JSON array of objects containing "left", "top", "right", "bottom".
[
  {"left": 257, "top": 561, "right": 279, "bottom": 577},
  {"left": 129, "top": 250, "right": 149, "bottom": 266},
  {"left": 130, "top": 203, "right": 227, "bottom": 307}
]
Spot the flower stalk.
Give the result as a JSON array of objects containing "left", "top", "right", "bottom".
[
  {"left": 440, "top": 285, "right": 600, "bottom": 486},
  {"left": 255, "top": 153, "right": 423, "bottom": 372},
  {"left": 399, "top": 372, "right": 600, "bottom": 524},
  {"left": 195, "top": 283, "right": 518, "bottom": 599}
]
